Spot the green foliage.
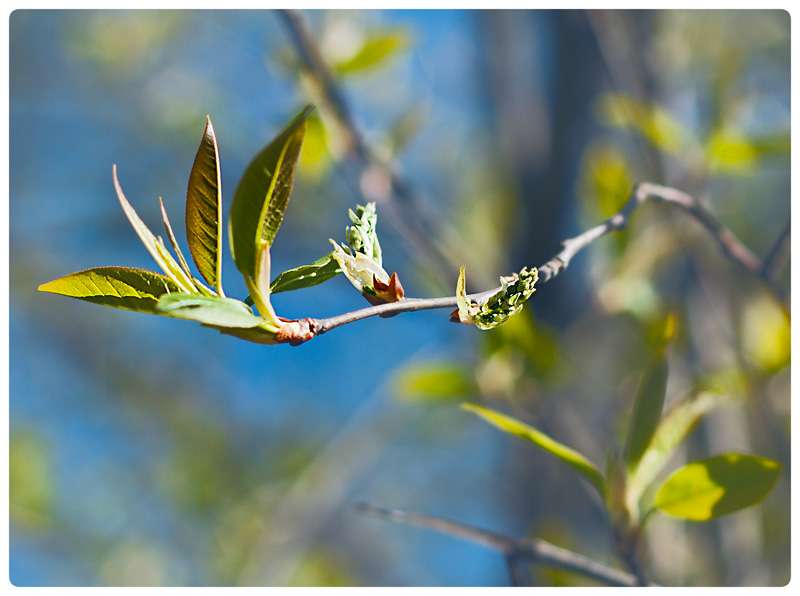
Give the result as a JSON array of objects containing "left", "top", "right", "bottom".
[
  {"left": 186, "top": 116, "right": 224, "bottom": 295},
  {"left": 156, "top": 294, "right": 265, "bottom": 329},
  {"left": 38, "top": 267, "right": 181, "bottom": 314},
  {"left": 455, "top": 265, "right": 538, "bottom": 330},
  {"left": 229, "top": 105, "right": 313, "bottom": 324},
  {"left": 462, "top": 403, "right": 606, "bottom": 495},
  {"left": 10, "top": 431, "right": 53, "bottom": 529},
  {"left": 333, "top": 30, "right": 409, "bottom": 75},
  {"left": 269, "top": 252, "right": 342, "bottom": 294},
  {"left": 623, "top": 314, "right": 674, "bottom": 468},
  {"left": 597, "top": 93, "right": 692, "bottom": 155},
  {"left": 394, "top": 362, "right": 476, "bottom": 402},
  {"left": 653, "top": 454, "right": 780, "bottom": 521}
]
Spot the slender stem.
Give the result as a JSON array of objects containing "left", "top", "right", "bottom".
[
  {"left": 308, "top": 181, "right": 788, "bottom": 339},
  {"left": 761, "top": 220, "right": 791, "bottom": 280},
  {"left": 356, "top": 503, "right": 649, "bottom": 587}
]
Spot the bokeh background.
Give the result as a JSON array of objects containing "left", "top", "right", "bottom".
[{"left": 9, "top": 9, "right": 790, "bottom": 587}]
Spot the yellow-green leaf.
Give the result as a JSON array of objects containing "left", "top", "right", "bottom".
[
  {"left": 186, "top": 116, "right": 224, "bottom": 294},
  {"left": 394, "top": 362, "right": 476, "bottom": 402},
  {"left": 654, "top": 453, "right": 780, "bottom": 521},
  {"left": 333, "top": 31, "right": 409, "bottom": 75},
  {"left": 462, "top": 403, "right": 606, "bottom": 494},
  {"left": 113, "top": 165, "right": 197, "bottom": 294},
  {"left": 38, "top": 266, "right": 181, "bottom": 314}
]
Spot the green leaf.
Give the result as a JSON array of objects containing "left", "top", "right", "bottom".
[
  {"left": 627, "top": 390, "right": 730, "bottom": 514},
  {"left": 334, "top": 31, "right": 409, "bottom": 75},
  {"left": 624, "top": 315, "right": 675, "bottom": 468},
  {"left": 112, "top": 165, "right": 198, "bottom": 294},
  {"left": 158, "top": 197, "right": 213, "bottom": 295},
  {"left": 654, "top": 453, "right": 780, "bottom": 521},
  {"left": 462, "top": 403, "right": 606, "bottom": 494},
  {"left": 394, "top": 362, "right": 476, "bottom": 402},
  {"left": 38, "top": 266, "right": 181, "bottom": 314},
  {"left": 270, "top": 252, "right": 342, "bottom": 294},
  {"left": 186, "top": 116, "right": 225, "bottom": 295},
  {"left": 156, "top": 293, "right": 266, "bottom": 329},
  {"left": 229, "top": 105, "right": 312, "bottom": 283}
]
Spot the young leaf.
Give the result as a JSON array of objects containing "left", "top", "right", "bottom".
[
  {"left": 329, "top": 240, "right": 391, "bottom": 295},
  {"left": 186, "top": 116, "right": 224, "bottom": 295},
  {"left": 626, "top": 390, "right": 729, "bottom": 513},
  {"left": 454, "top": 266, "right": 538, "bottom": 330},
  {"left": 624, "top": 315, "right": 675, "bottom": 468},
  {"left": 38, "top": 266, "right": 180, "bottom": 314},
  {"left": 346, "top": 202, "right": 382, "bottom": 266},
  {"left": 461, "top": 403, "right": 606, "bottom": 495},
  {"left": 229, "top": 105, "right": 313, "bottom": 284},
  {"left": 159, "top": 197, "right": 212, "bottom": 295},
  {"left": 156, "top": 293, "right": 266, "bottom": 329},
  {"left": 270, "top": 252, "right": 342, "bottom": 294},
  {"left": 112, "top": 165, "right": 198, "bottom": 294},
  {"left": 653, "top": 453, "right": 780, "bottom": 521}
]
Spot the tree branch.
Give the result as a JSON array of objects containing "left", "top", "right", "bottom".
[
  {"left": 355, "top": 503, "right": 648, "bottom": 587},
  {"left": 305, "top": 181, "right": 788, "bottom": 340}
]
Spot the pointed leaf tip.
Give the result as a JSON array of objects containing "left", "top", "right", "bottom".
[{"left": 186, "top": 115, "right": 224, "bottom": 295}]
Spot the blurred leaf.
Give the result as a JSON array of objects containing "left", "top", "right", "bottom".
[
  {"left": 706, "top": 128, "right": 758, "bottom": 174},
  {"left": 462, "top": 404, "right": 606, "bottom": 494},
  {"left": 229, "top": 105, "right": 312, "bottom": 282},
  {"left": 597, "top": 93, "right": 692, "bottom": 154},
  {"left": 580, "top": 142, "right": 634, "bottom": 220},
  {"left": 10, "top": 432, "right": 53, "bottom": 529},
  {"left": 654, "top": 453, "right": 780, "bottom": 521},
  {"left": 483, "top": 309, "right": 561, "bottom": 383},
  {"left": 270, "top": 252, "right": 342, "bottom": 294},
  {"left": 627, "top": 390, "right": 731, "bottom": 518},
  {"left": 333, "top": 30, "right": 409, "bottom": 75},
  {"left": 113, "top": 165, "right": 198, "bottom": 294},
  {"left": 386, "top": 104, "right": 427, "bottom": 154},
  {"left": 156, "top": 293, "right": 265, "bottom": 329},
  {"left": 299, "top": 112, "right": 331, "bottom": 180},
  {"left": 394, "top": 362, "right": 476, "bottom": 402},
  {"left": 39, "top": 266, "right": 180, "bottom": 314},
  {"left": 624, "top": 314, "right": 675, "bottom": 468},
  {"left": 186, "top": 116, "right": 224, "bottom": 294},
  {"left": 741, "top": 292, "right": 791, "bottom": 374}
]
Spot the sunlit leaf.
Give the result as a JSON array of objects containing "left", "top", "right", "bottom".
[
  {"left": 706, "top": 128, "right": 757, "bottom": 174},
  {"left": 156, "top": 293, "right": 265, "bottom": 329},
  {"left": 394, "top": 362, "right": 476, "bottom": 402},
  {"left": 654, "top": 453, "right": 780, "bottom": 521},
  {"left": 270, "top": 252, "right": 341, "bottom": 294},
  {"left": 38, "top": 266, "right": 180, "bottom": 314},
  {"left": 186, "top": 116, "right": 224, "bottom": 294},
  {"left": 462, "top": 403, "right": 606, "bottom": 494},
  {"left": 113, "top": 165, "right": 197, "bottom": 294},
  {"left": 454, "top": 266, "right": 538, "bottom": 330},
  {"left": 624, "top": 314, "right": 675, "bottom": 468},
  {"left": 741, "top": 292, "right": 791, "bottom": 374},
  {"left": 158, "top": 197, "right": 196, "bottom": 286},
  {"left": 330, "top": 240, "right": 390, "bottom": 295},
  {"left": 229, "top": 105, "right": 312, "bottom": 282},
  {"left": 333, "top": 31, "right": 409, "bottom": 75}
]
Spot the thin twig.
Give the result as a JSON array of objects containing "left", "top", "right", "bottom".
[
  {"left": 760, "top": 221, "right": 791, "bottom": 281},
  {"left": 356, "top": 503, "right": 648, "bottom": 587},
  {"left": 306, "top": 181, "right": 788, "bottom": 339}
]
